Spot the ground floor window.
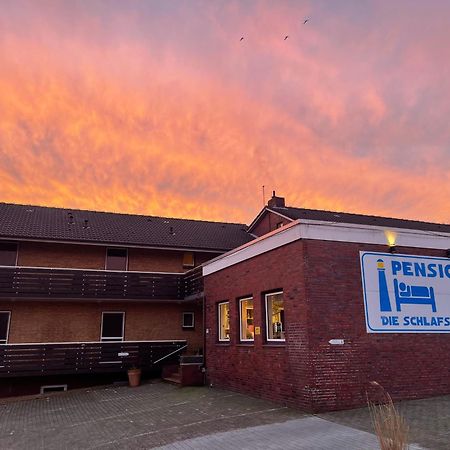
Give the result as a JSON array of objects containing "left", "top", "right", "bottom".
[
  {"left": 239, "top": 297, "right": 254, "bottom": 342},
  {"left": 218, "top": 302, "right": 230, "bottom": 341},
  {"left": 265, "top": 291, "right": 285, "bottom": 341},
  {"left": 0, "top": 311, "right": 11, "bottom": 344},
  {"left": 182, "top": 312, "right": 195, "bottom": 329},
  {"left": 101, "top": 312, "right": 125, "bottom": 341}
]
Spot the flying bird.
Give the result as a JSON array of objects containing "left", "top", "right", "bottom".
[
  {"left": 303, "top": 18, "right": 309, "bottom": 24},
  {"left": 284, "top": 35, "right": 289, "bottom": 40},
  {"left": 240, "top": 37, "right": 244, "bottom": 41}
]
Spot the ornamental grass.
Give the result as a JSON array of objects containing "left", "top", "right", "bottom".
[{"left": 368, "top": 381, "right": 409, "bottom": 450}]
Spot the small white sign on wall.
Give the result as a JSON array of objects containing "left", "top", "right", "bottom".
[{"left": 360, "top": 252, "right": 450, "bottom": 333}]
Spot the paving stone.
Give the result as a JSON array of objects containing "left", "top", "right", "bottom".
[{"left": 0, "top": 381, "right": 445, "bottom": 449}]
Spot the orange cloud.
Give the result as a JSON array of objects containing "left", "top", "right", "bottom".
[{"left": 0, "top": 1, "right": 449, "bottom": 225}]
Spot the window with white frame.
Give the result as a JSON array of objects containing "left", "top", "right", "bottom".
[
  {"left": 265, "top": 291, "right": 285, "bottom": 341},
  {"left": 239, "top": 297, "right": 254, "bottom": 342},
  {"left": 101, "top": 312, "right": 125, "bottom": 341},
  {"left": 218, "top": 302, "right": 230, "bottom": 341},
  {"left": 182, "top": 312, "right": 195, "bottom": 329},
  {"left": 0, "top": 311, "right": 11, "bottom": 344}
]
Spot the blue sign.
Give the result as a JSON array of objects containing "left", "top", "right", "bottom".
[{"left": 360, "top": 252, "right": 450, "bottom": 333}]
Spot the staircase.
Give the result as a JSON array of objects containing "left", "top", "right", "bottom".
[
  {"left": 162, "top": 356, "right": 204, "bottom": 387},
  {"left": 162, "top": 364, "right": 182, "bottom": 385}
]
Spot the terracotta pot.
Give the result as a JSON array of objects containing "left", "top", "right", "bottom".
[{"left": 127, "top": 368, "right": 142, "bottom": 387}]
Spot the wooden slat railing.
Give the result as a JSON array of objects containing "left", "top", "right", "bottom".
[
  {"left": 0, "top": 340, "right": 187, "bottom": 378},
  {"left": 0, "top": 266, "right": 204, "bottom": 301},
  {"left": 183, "top": 265, "right": 204, "bottom": 299}
]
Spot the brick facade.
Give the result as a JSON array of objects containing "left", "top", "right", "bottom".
[
  {"left": 4, "top": 241, "right": 211, "bottom": 353},
  {"left": 250, "top": 211, "right": 291, "bottom": 237},
  {"left": 17, "top": 241, "right": 218, "bottom": 272},
  {"left": 204, "top": 239, "right": 450, "bottom": 412},
  {"left": 1, "top": 300, "right": 203, "bottom": 353}
]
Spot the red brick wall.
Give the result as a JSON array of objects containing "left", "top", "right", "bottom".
[
  {"left": 1, "top": 300, "right": 203, "bottom": 353},
  {"left": 304, "top": 240, "right": 450, "bottom": 412},
  {"left": 204, "top": 238, "right": 450, "bottom": 412},
  {"left": 17, "top": 241, "right": 218, "bottom": 272},
  {"left": 204, "top": 241, "right": 312, "bottom": 410},
  {"left": 251, "top": 211, "right": 292, "bottom": 236}
]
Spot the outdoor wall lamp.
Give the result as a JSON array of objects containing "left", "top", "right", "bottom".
[{"left": 389, "top": 245, "right": 397, "bottom": 254}]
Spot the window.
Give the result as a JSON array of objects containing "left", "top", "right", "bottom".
[
  {"left": 0, "top": 312, "right": 11, "bottom": 344},
  {"left": 0, "top": 242, "right": 17, "bottom": 266},
  {"left": 239, "top": 297, "right": 254, "bottom": 342},
  {"left": 218, "top": 302, "right": 230, "bottom": 341},
  {"left": 182, "top": 312, "right": 195, "bottom": 329},
  {"left": 101, "top": 312, "right": 125, "bottom": 341},
  {"left": 265, "top": 291, "right": 285, "bottom": 341},
  {"left": 182, "top": 252, "right": 195, "bottom": 268},
  {"left": 106, "top": 248, "right": 127, "bottom": 271},
  {"left": 276, "top": 221, "right": 284, "bottom": 229}
]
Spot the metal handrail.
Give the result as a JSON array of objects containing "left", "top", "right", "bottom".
[{"left": 153, "top": 344, "right": 188, "bottom": 364}]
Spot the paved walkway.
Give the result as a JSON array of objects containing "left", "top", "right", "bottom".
[
  {"left": 155, "top": 416, "right": 398, "bottom": 450},
  {"left": 0, "top": 381, "right": 445, "bottom": 449}
]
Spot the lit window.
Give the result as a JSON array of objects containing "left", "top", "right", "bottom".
[
  {"left": 239, "top": 298, "right": 254, "bottom": 342},
  {"left": 265, "top": 292, "right": 285, "bottom": 341},
  {"left": 0, "top": 243, "right": 17, "bottom": 266},
  {"left": 182, "top": 252, "right": 195, "bottom": 268},
  {"left": 218, "top": 302, "right": 230, "bottom": 341},
  {"left": 101, "top": 312, "right": 125, "bottom": 341},
  {"left": 182, "top": 312, "right": 195, "bottom": 328},
  {"left": 106, "top": 248, "right": 127, "bottom": 271},
  {"left": 0, "top": 312, "right": 11, "bottom": 344}
]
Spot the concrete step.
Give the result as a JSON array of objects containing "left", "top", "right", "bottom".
[{"left": 162, "top": 373, "right": 182, "bottom": 385}]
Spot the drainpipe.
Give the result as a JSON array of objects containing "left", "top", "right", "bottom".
[{"left": 202, "top": 293, "right": 207, "bottom": 383}]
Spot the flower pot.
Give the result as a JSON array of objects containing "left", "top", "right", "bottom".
[{"left": 127, "top": 368, "right": 142, "bottom": 387}]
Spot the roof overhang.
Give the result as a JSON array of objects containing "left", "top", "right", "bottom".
[
  {"left": 0, "top": 236, "right": 229, "bottom": 254},
  {"left": 203, "top": 219, "right": 450, "bottom": 276}
]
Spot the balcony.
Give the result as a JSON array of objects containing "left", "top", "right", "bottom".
[
  {"left": 0, "top": 265, "right": 203, "bottom": 301},
  {"left": 0, "top": 340, "right": 187, "bottom": 378}
]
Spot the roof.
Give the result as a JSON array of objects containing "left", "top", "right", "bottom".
[
  {"left": 0, "top": 203, "right": 253, "bottom": 252},
  {"left": 249, "top": 205, "right": 450, "bottom": 234}
]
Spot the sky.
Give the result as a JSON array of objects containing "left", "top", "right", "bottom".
[{"left": 1, "top": 0, "right": 449, "bottom": 224}]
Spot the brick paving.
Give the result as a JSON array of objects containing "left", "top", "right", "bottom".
[
  {"left": 319, "top": 394, "right": 450, "bottom": 450},
  {"left": 0, "top": 381, "right": 446, "bottom": 449}
]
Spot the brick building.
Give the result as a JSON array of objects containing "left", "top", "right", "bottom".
[
  {"left": 1, "top": 195, "right": 449, "bottom": 410},
  {"left": 203, "top": 194, "right": 450, "bottom": 412},
  {"left": 0, "top": 202, "right": 250, "bottom": 395}
]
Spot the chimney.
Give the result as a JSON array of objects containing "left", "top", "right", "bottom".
[{"left": 267, "top": 191, "right": 285, "bottom": 208}]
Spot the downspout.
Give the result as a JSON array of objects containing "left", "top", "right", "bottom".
[{"left": 202, "top": 292, "right": 207, "bottom": 383}]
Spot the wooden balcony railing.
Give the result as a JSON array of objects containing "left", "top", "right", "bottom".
[
  {"left": 0, "top": 265, "right": 204, "bottom": 301},
  {"left": 0, "top": 340, "right": 187, "bottom": 378}
]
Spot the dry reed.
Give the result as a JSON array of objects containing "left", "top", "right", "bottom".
[{"left": 367, "top": 381, "right": 409, "bottom": 450}]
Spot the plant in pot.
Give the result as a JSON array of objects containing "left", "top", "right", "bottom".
[{"left": 127, "top": 361, "right": 142, "bottom": 387}]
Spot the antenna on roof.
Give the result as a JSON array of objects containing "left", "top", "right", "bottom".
[
  {"left": 83, "top": 219, "right": 89, "bottom": 229},
  {"left": 262, "top": 185, "right": 266, "bottom": 207}
]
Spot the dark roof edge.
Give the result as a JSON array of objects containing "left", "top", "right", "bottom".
[
  {"left": 0, "top": 202, "right": 248, "bottom": 228},
  {"left": 0, "top": 236, "right": 230, "bottom": 253},
  {"left": 274, "top": 206, "right": 450, "bottom": 229}
]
